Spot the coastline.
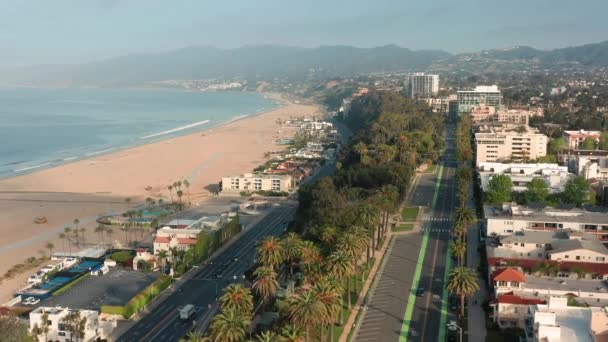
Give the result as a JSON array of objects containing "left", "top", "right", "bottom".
[
  {"left": 0, "top": 93, "right": 320, "bottom": 303},
  {"left": 1, "top": 90, "right": 284, "bottom": 180}
]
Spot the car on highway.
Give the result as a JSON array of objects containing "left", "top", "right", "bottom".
[{"left": 416, "top": 287, "right": 425, "bottom": 297}]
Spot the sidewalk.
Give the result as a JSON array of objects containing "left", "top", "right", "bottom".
[{"left": 466, "top": 186, "right": 487, "bottom": 341}]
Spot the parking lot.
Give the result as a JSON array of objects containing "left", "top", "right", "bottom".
[{"left": 39, "top": 267, "right": 160, "bottom": 310}]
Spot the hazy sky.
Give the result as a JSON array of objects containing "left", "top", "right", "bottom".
[{"left": 1, "top": 0, "right": 606, "bottom": 66}]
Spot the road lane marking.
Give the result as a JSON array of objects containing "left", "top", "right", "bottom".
[
  {"left": 399, "top": 164, "right": 444, "bottom": 342},
  {"left": 421, "top": 236, "right": 440, "bottom": 341}
]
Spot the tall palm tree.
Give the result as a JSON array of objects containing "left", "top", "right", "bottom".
[
  {"left": 287, "top": 290, "right": 324, "bottom": 341},
  {"left": 79, "top": 227, "right": 86, "bottom": 245},
  {"left": 353, "top": 142, "right": 368, "bottom": 164},
  {"left": 183, "top": 179, "right": 191, "bottom": 207},
  {"left": 450, "top": 239, "right": 467, "bottom": 266},
  {"left": 45, "top": 242, "right": 54, "bottom": 258},
  {"left": 167, "top": 185, "right": 174, "bottom": 203},
  {"left": 454, "top": 206, "right": 476, "bottom": 240},
  {"left": 337, "top": 229, "right": 367, "bottom": 296},
  {"left": 257, "top": 237, "right": 283, "bottom": 270},
  {"left": 179, "top": 332, "right": 210, "bottom": 342},
  {"left": 313, "top": 277, "right": 343, "bottom": 342},
  {"left": 58, "top": 233, "right": 67, "bottom": 255},
  {"left": 177, "top": 190, "right": 184, "bottom": 210},
  {"left": 299, "top": 241, "right": 320, "bottom": 278},
  {"left": 105, "top": 227, "right": 114, "bottom": 247},
  {"left": 327, "top": 249, "right": 354, "bottom": 315},
  {"left": 157, "top": 250, "right": 168, "bottom": 274},
  {"left": 375, "top": 185, "right": 398, "bottom": 242},
  {"left": 318, "top": 225, "right": 338, "bottom": 248},
  {"left": 279, "top": 324, "right": 304, "bottom": 342},
  {"left": 252, "top": 266, "right": 279, "bottom": 309},
  {"left": 94, "top": 225, "right": 105, "bottom": 246},
  {"left": 446, "top": 266, "right": 480, "bottom": 318},
  {"left": 64, "top": 226, "right": 72, "bottom": 255},
  {"left": 281, "top": 233, "right": 303, "bottom": 275},
  {"left": 73, "top": 218, "right": 81, "bottom": 246},
  {"left": 357, "top": 203, "right": 381, "bottom": 260},
  {"left": 219, "top": 283, "right": 254, "bottom": 315},
  {"left": 209, "top": 307, "right": 250, "bottom": 342},
  {"left": 252, "top": 331, "right": 278, "bottom": 342}
]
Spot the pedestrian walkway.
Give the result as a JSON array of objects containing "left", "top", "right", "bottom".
[
  {"left": 421, "top": 216, "right": 452, "bottom": 222},
  {"left": 466, "top": 188, "right": 487, "bottom": 341}
]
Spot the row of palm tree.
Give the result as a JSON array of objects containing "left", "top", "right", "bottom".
[
  {"left": 167, "top": 179, "right": 191, "bottom": 210},
  {"left": 56, "top": 221, "right": 94, "bottom": 256}
]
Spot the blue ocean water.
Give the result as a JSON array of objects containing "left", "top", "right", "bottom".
[{"left": 0, "top": 87, "right": 279, "bottom": 178}]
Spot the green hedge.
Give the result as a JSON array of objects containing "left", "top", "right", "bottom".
[
  {"left": 101, "top": 275, "right": 173, "bottom": 319},
  {"left": 53, "top": 273, "right": 90, "bottom": 296}
]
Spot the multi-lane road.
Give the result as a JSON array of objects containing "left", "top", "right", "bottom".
[
  {"left": 354, "top": 121, "right": 459, "bottom": 342},
  {"left": 116, "top": 205, "right": 296, "bottom": 342}
]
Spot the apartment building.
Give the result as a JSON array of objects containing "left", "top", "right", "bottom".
[
  {"left": 457, "top": 85, "right": 502, "bottom": 115},
  {"left": 407, "top": 73, "right": 439, "bottom": 98},
  {"left": 560, "top": 150, "right": 608, "bottom": 181},
  {"left": 221, "top": 173, "right": 292, "bottom": 193},
  {"left": 563, "top": 130, "right": 602, "bottom": 149},
  {"left": 474, "top": 125, "right": 548, "bottom": 166},
  {"left": 478, "top": 162, "right": 571, "bottom": 193},
  {"left": 30, "top": 307, "right": 112, "bottom": 342},
  {"left": 484, "top": 204, "right": 608, "bottom": 240}
]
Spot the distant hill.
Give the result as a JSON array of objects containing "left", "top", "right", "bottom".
[
  {"left": 468, "top": 41, "right": 608, "bottom": 66},
  {"left": 0, "top": 45, "right": 451, "bottom": 87}
]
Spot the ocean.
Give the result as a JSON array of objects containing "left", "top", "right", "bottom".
[{"left": 0, "top": 87, "right": 279, "bottom": 179}]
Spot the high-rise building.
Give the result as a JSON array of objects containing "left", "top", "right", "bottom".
[
  {"left": 474, "top": 124, "right": 548, "bottom": 166},
  {"left": 457, "top": 85, "right": 502, "bottom": 115},
  {"left": 407, "top": 73, "right": 439, "bottom": 98}
]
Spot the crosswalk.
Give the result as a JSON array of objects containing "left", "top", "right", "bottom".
[
  {"left": 420, "top": 227, "right": 452, "bottom": 233},
  {"left": 422, "top": 216, "right": 452, "bottom": 222}
]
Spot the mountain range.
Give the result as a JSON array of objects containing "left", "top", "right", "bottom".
[{"left": 3, "top": 41, "right": 608, "bottom": 87}]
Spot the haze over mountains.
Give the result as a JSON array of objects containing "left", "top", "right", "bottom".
[{"left": 3, "top": 41, "right": 608, "bottom": 87}]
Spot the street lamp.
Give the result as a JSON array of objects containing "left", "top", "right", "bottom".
[{"left": 447, "top": 321, "right": 462, "bottom": 342}]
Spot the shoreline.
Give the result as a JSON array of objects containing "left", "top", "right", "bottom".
[
  {"left": 0, "top": 94, "right": 320, "bottom": 303},
  {"left": 1, "top": 90, "right": 285, "bottom": 181}
]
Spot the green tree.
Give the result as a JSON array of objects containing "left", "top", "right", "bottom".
[
  {"left": 256, "top": 237, "right": 283, "bottom": 270},
  {"left": 45, "top": 242, "right": 54, "bottom": 258},
  {"left": 252, "top": 266, "right": 279, "bottom": 309},
  {"left": 523, "top": 178, "right": 549, "bottom": 204},
  {"left": 562, "top": 176, "right": 593, "bottom": 207},
  {"left": 287, "top": 290, "right": 324, "bottom": 342},
  {"left": 446, "top": 266, "right": 480, "bottom": 318},
  {"left": 252, "top": 331, "right": 279, "bottom": 342},
  {"left": 548, "top": 137, "right": 567, "bottom": 155},
  {"left": 580, "top": 137, "right": 597, "bottom": 150},
  {"left": 327, "top": 249, "right": 354, "bottom": 324},
  {"left": 0, "top": 315, "right": 34, "bottom": 342},
  {"left": 454, "top": 206, "right": 476, "bottom": 240},
  {"left": 219, "top": 283, "right": 254, "bottom": 315},
  {"left": 209, "top": 308, "right": 250, "bottom": 342},
  {"left": 599, "top": 131, "right": 608, "bottom": 150},
  {"left": 312, "top": 276, "right": 343, "bottom": 342},
  {"left": 484, "top": 174, "right": 513, "bottom": 204},
  {"left": 281, "top": 233, "right": 303, "bottom": 275},
  {"left": 279, "top": 324, "right": 304, "bottom": 342},
  {"left": 450, "top": 239, "right": 467, "bottom": 266}
]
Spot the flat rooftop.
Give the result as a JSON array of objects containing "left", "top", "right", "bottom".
[
  {"left": 484, "top": 205, "right": 608, "bottom": 224},
  {"left": 534, "top": 304, "right": 592, "bottom": 342}
]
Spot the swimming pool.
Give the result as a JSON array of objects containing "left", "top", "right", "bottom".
[
  {"left": 39, "top": 276, "right": 72, "bottom": 290},
  {"left": 68, "top": 260, "right": 101, "bottom": 273}
]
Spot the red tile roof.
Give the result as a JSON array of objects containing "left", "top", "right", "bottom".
[
  {"left": 154, "top": 236, "right": 171, "bottom": 244},
  {"left": 177, "top": 238, "right": 198, "bottom": 245},
  {"left": 489, "top": 257, "right": 608, "bottom": 275},
  {"left": 492, "top": 268, "right": 526, "bottom": 283},
  {"left": 496, "top": 294, "right": 545, "bottom": 305}
]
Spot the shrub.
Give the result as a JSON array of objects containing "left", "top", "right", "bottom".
[{"left": 111, "top": 251, "right": 133, "bottom": 264}]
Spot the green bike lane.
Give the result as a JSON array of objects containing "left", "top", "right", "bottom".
[{"left": 399, "top": 161, "right": 457, "bottom": 342}]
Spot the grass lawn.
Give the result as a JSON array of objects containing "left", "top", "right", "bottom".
[
  {"left": 401, "top": 207, "right": 419, "bottom": 221},
  {"left": 393, "top": 224, "right": 414, "bottom": 232}
]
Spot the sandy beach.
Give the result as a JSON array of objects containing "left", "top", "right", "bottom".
[{"left": 0, "top": 94, "right": 321, "bottom": 302}]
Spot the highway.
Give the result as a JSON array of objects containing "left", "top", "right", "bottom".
[{"left": 116, "top": 204, "right": 297, "bottom": 342}]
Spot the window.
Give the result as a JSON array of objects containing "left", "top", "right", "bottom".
[
  {"left": 58, "top": 323, "right": 65, "bottom": 331},
  {"left": 565, "top": 255, "right": 569, "bottom": 259},
  {"left": 511, "top": 281, "right": 519, "bottom": 287},
  {"left": 538, "top": 253, "right": 543, "bottom": 258},
  {"left": 576, "top": 256, "right": 581, "bottom": 260},
  {"left": 59, "top": 332, "right": 66, "bottom": 337},
  {"left": 527, "top": 253, "right": 531, "bottom": 256},
  {"left": 520, "top": 243, "right": 525, "bottom": 247},
  {"left": 536, "top": 244, "right": 542, "bottom": 248},
  {"left": 498, "top": 281, "right": 508, "bottom": 287},
  {"left": 597, "top": 257, "right": 606, "bottom": 262}
]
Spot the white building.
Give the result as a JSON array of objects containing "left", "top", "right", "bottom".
[
  {"left": 30, "top": 307, "right": 112, "bottom": 342},
  {"left": 221, "top": 173, "right": 292, "bottom": 193},
  {"left": 478, "top": 162, "right": 571, "bottom": 193},
  {"left": 407, "top": 73, "right": 439, "bottom": 98},
  {"left": 484, "top": 204, "right": 608, "bottom": 240},
  {"left": 563, "top": 130, "right": 602, "bottom": 149},
  {"left": 528, "top": 297, "right": 592, "bottom": 342},
  {"left": 474, "top": 125, "right": 548, "bottom": 166},
  {"left": 457, "top": 85, "right": 503, "bottom": 115}
]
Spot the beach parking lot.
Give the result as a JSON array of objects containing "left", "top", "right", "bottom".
[{"left": 37, "top": 267, "right": 160, "bottom": 310}]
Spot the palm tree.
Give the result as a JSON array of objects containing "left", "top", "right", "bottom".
[
  {"left": 45, "top": 242, "right": 54, "bottom": 258},
  {"left": 375, "top": 185, "right": 398, "bottom": 242},
  {"left": 287, "top": 290, "right": 324, "bottom": 341},
  {"left": 105, "top": 227, "right": 114, "bottom": 247},
  {"left": 94, "top": 225, "right": 105, "bottom": 246},
  {"left": 73, "top": 219, "right": 81, "bottom": 246},
  {"left": 337, "top": 229, "right": 367, "bottom": 296},
  {"left": 157, "top": 250, "right": 168, "bottom": 274},
  {"left": 318, "top": 225, "right": 337, "bottom": 248},
  {"left": 450, "top": 239, "right": 467, "bottom": 266},
  {"left": 219, "top": 283, "right": 254, "bottom": 315},
  {"left": 353, "top": 142, "right": 368, "bottom": 164},
  {"left": 64, "top": 226, "right": 72, "bottom": 255},
  {"left": 183, "top": 179, "right": 191, "bottom": 207},
  {"left": 167, "top": 185, "right": 174, "bottom": 203},
  {"left": 327, "top": 249, "right": 354, "bottom": 319},
  {"left": 279, "top": 324, "right": 304, "bottom": 342},
  {"left": 58, "top": 233, "right": 67, "bottom": 255},
  {"left": 454, "top": 206, "right": 475, "bottom": 240},
  {"left": 299, "top": 241, "right": 320, "bottom": 278},
  {"left": 179, "top": 332, "right": 210, "bottom": 342},
  {"left": 252, "top": 331, "right": 279, "bottom": 342},
  {"left": 252, "top": 266, "right": 279, "bottom": 309},
  {"left": 79, "top": 227, "right": 86, "bottom": 244},
  {"left": 446, "top": 266, "right": 479, "bottom": 318},
  {"left": 209, "top": 307, "right": 250, "bottom": 342},
  {"left": 281, "top": 233, "right": 303, "bottom": 275},
  {"left": 257, "top": 237, "right": 283, "bottom": 270},
  {"left": 357, "top": 203, "right": 381, "bottom": 260},
  {"left": 453, "top": 222, "right": 466, "bottom": 241},
  {"left": 313, "top": 277, "right": 343, "bottom": 342},
  {"left": 176, "top": 190, "right": 184, "bottom": 210}
]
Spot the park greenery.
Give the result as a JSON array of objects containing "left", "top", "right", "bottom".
[
  {"left": 101, "top": 275, "right": 172, "bottom": 319},
  {"left": 202, "top": 90, "right": 446, "bottom": 341}
]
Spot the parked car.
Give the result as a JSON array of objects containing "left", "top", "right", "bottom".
[{"left": 416, "top": 287, "right": 425, "bottom": 297}]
